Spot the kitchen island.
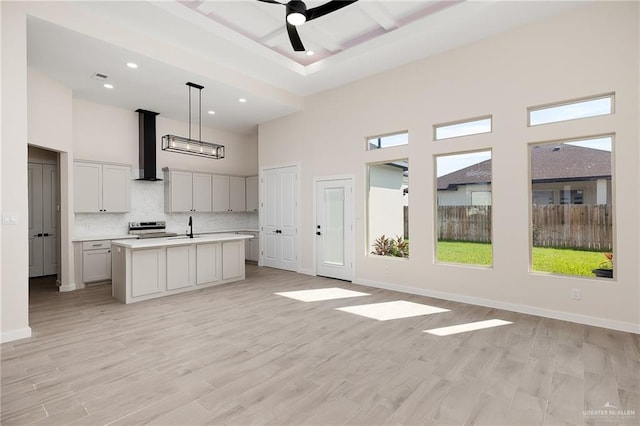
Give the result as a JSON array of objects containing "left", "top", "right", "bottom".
[{"left": 111, "top": 233, "right": 253, "bottom": 304}]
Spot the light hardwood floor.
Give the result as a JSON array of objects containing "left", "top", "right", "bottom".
[{"left": 2, "top": 266, "right": 639, "bottom": 425}]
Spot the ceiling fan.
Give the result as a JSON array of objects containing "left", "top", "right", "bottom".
[{"left": 257, "top": 0, "right": 359, "bottom": 52}]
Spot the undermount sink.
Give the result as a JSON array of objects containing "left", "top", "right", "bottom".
[{"left": 168, "top": 235, "right": 201, "bottom": 240}]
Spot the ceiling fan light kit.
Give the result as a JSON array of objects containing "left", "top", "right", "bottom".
[
  {"left": 258, "top": 0, "right": 358, "bottom": 51},
  {"left": 162, "top": 82, "right": 225, "bottom": 159},
  {"left": 286, "top": 0, "right": 307, "bottom": 26}
]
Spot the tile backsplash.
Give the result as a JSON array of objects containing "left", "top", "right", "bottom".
[{"left": 74, "top": 179, "right": 258, "bottom": 238}]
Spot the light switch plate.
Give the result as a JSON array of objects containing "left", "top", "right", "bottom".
[{"left": 2, "top": 214, "right": 18, "bottom": 225}]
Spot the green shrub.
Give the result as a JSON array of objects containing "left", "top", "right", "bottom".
[{"left": 372, "top": 235, "right": 409, "bottom": 258}]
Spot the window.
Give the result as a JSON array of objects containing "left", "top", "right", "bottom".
[
  {"left": 532, "top": 190, "right": 554, "bottom": 205},
  {"left": 528, "top": 94, "right": 613, "bottom": 126},
  {"left": 435, "top": 150, "right": 492, "bottom": 266},
  {"left": 471, "top": 191, "right": 492, "bottom": 206},
  {"left": 366, "top": 132, "right": 408, "bottom": 150},
  {"left": 434, "top": 116, "right": 492, "bottom": 140},
  {"left": 368, "top": 160, "right": 409, "bottom": 258},
  {"left": 560, "top": 189, "right": 584, "bottom": 205},
  {"left": 530, "top": 136, "right": 613, "bottom": 278}
]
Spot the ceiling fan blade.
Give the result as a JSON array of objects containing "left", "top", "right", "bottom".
[
  {"left": 307, "top": 0, "right": 358, "bottom": 21},
  {"left": 256, "top": 0, "right": 286, "bottom": 4},
  {"left": 286, "top": 21, "right": 306, "bottom": 51}
]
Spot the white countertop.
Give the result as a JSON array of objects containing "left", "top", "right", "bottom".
[
  {"left": 72, "top": 229, "right": 259, "bottom": 243},
  {"left": 111, "top": 232, "right": 253, "bottom": 249},
  {"left": 72, "top": 235, "right": 138, "bottom": 242}
]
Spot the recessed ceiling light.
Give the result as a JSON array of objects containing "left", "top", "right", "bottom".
[
  {"left": 126, "top": 62, "right": 138, "bottom": 69},
  {"left": 239, "top": 98, "right": 247, "bottom": 103},
  {"left": 208, "top": 110, "right": 215, "bottom": 115},
  {"left": 103, "top": 83, "right": 114, "bottom": 89},
  {"left": 306, "top": 50, "right": 314, "bottom": 56}
]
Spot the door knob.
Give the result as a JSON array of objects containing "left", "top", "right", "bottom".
[{"left": 316, "top": 231, "right": 321, "bottom": 236}]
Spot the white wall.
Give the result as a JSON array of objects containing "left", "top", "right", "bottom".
[
  {"left": 0, "top": 0, "right": 259, "bottom": 341},
  {"left": 73, "top": 99, "right": 258, "bottom": 177},
  {"left": 259, "top": 2, "right": 640, "bottom": 332},
  {"left": 71, "top": 99, "right": 258, "bottom": 238},
  {"left": 27, "top": 68, "right": 75, "bottom": 293},
  {"left": 1, "top": 2, "right": 31, "bottom": 342},
  {"left": 369, "top": 163, "right": 405, "bottom": 246},
  {"left": 438, "top": 184, "right": 492, "bottom": 206}
]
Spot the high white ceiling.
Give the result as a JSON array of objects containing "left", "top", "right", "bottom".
[{"left": 26, "top": 1, "right": 582, "bottom": 134}]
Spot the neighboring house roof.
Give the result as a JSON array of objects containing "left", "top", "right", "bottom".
[{"left": 437, "top": 144, "right": 611, "bottom": 190}]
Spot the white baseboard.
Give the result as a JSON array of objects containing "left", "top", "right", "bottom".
[
  {"left": 297, "top": 268, "right": 315, "bottom": 276},
  {"left": 354, "top": 278, "right": 640, "bottom": 334},
  {"left": 58, "top": 282, "right": 76, "bottom": 292},
  {"left": 1, "top": 327, "right": 32, "bottom": 343}
]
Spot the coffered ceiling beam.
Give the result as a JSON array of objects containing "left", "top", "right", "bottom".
[{"left": 359, "top": 2, "right": 398, "bottom": 31}]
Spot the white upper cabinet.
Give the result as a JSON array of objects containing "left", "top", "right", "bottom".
[
  {"left": 246, "top": 176, "right": 258, "bottom": 212},
  {"left": 212, "top": 175, "right": 230, "bottom": 212},
  {"left": 164, "top": 169, "right": 251, "bottom": 213},
  {"left": 74, "top": 161, "right": 130, "bottom": 213},
  {"left": 229, "top": 177, "right": 246, "bottom": 212},
  {"left": 164, "top": 169, "right": 212, "bottom": 213},
  {"left": 213, "top": 175, "right": 247, "bottom": 212},
  {"left": 167, "top": 170, "right": 192, "bottom": 212},
  {"left": 192, "top": 173, "right": 213, "bottom": 212},
  {"left": 101, "top": 164, "right": 130, "bottom": 212}
]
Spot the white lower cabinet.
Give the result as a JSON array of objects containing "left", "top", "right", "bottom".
[
  {"left": 83, "top": 250, "right": 112, "bottom": 282},
  {"left": 222, "top": 240, "right": 245, "bottom": 280},
  {"left": 82, "top": 240, "right": 112, "bottom": 283},
  {"left": 131, "top": 248, "right": 165, "bottom": 298},
  {"left": 112, "top": 235, "right": 250, "bottom": 304},
  {"left": 244, "top": 232, "right": 259, "bottom": 262},
  {"left": 167, "top": 246, "right": 196, "bottom": 290},
  {"left": 196, "top": 243, "right": 222, "bottom": 285}
]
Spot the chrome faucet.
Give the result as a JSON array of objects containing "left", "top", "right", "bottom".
[{"left": 187, "top": 215, "right": 193, "bottom": 239}]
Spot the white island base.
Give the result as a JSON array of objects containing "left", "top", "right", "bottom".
[{"left": 111, "top": 233, "right": 253, "bottom": 304}]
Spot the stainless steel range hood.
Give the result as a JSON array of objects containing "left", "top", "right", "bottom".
[{"left": 135, "top": 109, "right": 162, "bottom": 181}]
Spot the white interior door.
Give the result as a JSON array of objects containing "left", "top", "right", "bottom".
[
  {"left": 28, "top": 163, "right": 44, "bottom": 277},
  {"left": 28, "top": 162, "right": 59, "bottom": 277},
  {"left": 42, "top": 164, "right": 58, "bottom": 275},
  {"left": 316, "top": 179, "right": 353, "bottom": 281},
  {"left": 262, "top": 166, "right": 297, "bottom": 271}
]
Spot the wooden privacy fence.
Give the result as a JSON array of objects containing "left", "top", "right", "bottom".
[
  {"left": 437, "top": 206, "right": 492, "bottom": 243},
  {"left": 437, "top": 204, "right": 613, "bottom": 250},
  {"left": 531, "top": 204, "right": 612, "bottom": 250}
]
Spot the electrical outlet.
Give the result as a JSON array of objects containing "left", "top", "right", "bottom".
[{"left": 571, "top": 288, "right": 581, "bottom": 300}]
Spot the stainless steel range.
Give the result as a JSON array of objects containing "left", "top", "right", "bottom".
[{"left": 128, "top": 221, "right": 178, "bottom": 239}]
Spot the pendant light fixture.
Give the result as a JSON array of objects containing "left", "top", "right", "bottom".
[{"left": 162, "top": 82, "right": 225, "bottom": 159}]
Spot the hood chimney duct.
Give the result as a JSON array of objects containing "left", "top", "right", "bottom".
[{"left": 135, "top": 109, "right": 161, "bottom": 181}]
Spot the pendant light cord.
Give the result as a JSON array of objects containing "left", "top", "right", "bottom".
[
  {"left": 188, "top": 85, "right": 192, "bottom": 141},
  {"left": 185, "top": 82, "right": 205, "bottom": 143}
]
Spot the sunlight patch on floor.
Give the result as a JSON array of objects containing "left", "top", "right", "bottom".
[
  {"left": 275, "top": 287, "right": 370, "bottom": 302},
  {"left": 423, "top": 319, "right": 513, "bottom": 336},
  {"left": 336, "top": 300, "right": 449, "bottom": 321}
]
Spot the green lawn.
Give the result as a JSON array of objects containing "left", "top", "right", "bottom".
[
  {"left": 531, "top": 247, "right": 607, "bottom": 277},
  {"left": 436, "top": 241, "right": 492, "bottom": 265},
  {"left": 436, "top": 241, "right": 608, "bottom": 277}
]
